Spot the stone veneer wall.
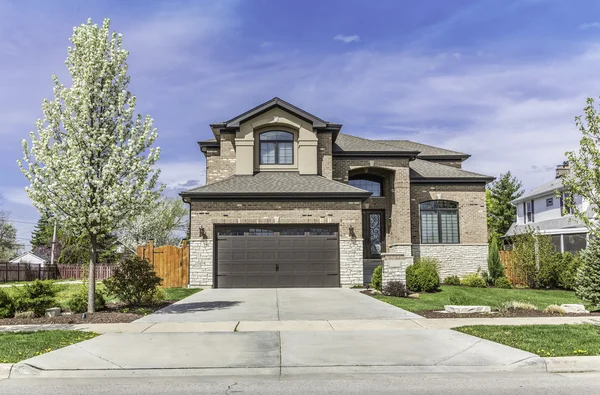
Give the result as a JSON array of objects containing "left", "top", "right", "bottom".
[
  {"left": 317, "top": 131, "right": 333, "bottom": 179},
  {"left": 411, "top": 244, "right": 488, "bottom": 279},
  {"left": 188, "top": 200, "right": 364, "bottom": 287},
  {"left": 204, "top": 131, "right": 236, "bottom": 185}
]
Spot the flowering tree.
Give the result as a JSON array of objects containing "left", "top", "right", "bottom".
[
  {"left": 18, "top": 19, "right": 162, "bottom": 312},
  {"left": 0, "top": 196, "right": 18, "bottom": 260},
  {"left": 118, "top": 197, "right": 188, "bottom": 251}
]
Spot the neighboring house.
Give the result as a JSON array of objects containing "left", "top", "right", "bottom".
[
  {"left": 180, "top": 98, "right": 494, "bottom": 288},
  {"left": 9, "top": 251, "right": 50, "bottom": 266},
  {"left": 505, "top": 163, "right": 590, "bottom": 253}
]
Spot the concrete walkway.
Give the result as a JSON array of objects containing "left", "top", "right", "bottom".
[{"left": 1, "top": 316, "right": 598, "bottom": 334}]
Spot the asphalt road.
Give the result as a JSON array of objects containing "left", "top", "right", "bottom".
[{"left": 1, "top": 372, "right": 599, "bottom": 394}]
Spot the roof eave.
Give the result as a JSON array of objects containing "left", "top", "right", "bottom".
[
  {"left": 180, "top": 191, "right": 372, "bottom": 201},
  {"left": 511, "top": 188, "right": 564, "bottom": 204},
  {"left": 418, "top": 154, "right": 471, "bottom": 161},
  {"left": 410, "top": 177, "right": 495, "bottom": 183},
  {"left": 333, "top": 151, "right": 420, "bottom": 158}
]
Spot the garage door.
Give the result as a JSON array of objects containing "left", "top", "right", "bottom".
[{"left": 215, "top": 225, "right": 339, "bottom": 288}]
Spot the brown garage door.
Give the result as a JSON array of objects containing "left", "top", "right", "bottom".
[{"left": 215, "top": 225, "right": 339, "bottom": 288}]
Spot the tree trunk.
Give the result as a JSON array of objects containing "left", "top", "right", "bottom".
[{"left": 88, "top": 233, "right": 98, "bottom": 314}]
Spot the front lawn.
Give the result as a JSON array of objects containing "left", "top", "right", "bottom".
[
  {"left": 0, "top": 330, "right": 98, "bottom": 363},
  {"left": 455, "top": 324, "right": 600, "bottom": 357},
  {"left": 163, "top": 287, "right": 200, "bottom": 301},
  {"left": 374, "top": 285, "right": 582, "bottom": 313}
]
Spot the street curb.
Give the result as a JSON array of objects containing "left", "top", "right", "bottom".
[
  {"left": 0, "top": 363, "right": 14, "bottom": 379},
  {"left": 544, "top": 356, "right": 600, "bottom": 373}
]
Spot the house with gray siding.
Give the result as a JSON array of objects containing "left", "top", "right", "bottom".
[{"left": 181, "top": 98, "right": 494, "bottom": 288}]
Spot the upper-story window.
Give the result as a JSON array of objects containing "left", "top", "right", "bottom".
[
  {"left": 560, "top": 192, "right": 574, "bottom": 216},
  {"left": 420, "top": 200, "right": 459, "bottom": 244},
  {"left": 259, "top": 131, "right": 294, "bottom": 165},
  {"left": 525, "top": 200, "right": 534, "bottom": 223},
  {"left": 349, "top": 174, "right": 384, "bottom": 197}
]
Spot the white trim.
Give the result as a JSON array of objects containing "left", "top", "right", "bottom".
[{"left": 533, "top": 228, "right": 588, "bottom": 236}]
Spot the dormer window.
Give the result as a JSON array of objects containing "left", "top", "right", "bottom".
[{"left": 259, "top": 131, "right": 294, "bottom": 165}]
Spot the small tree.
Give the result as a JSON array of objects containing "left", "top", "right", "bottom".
[
  {"left": 18, "top": 19, "right": 162, "bottom": 313},
  {"left": 575, "top": 236, "right": 600, "bottom": 308},
  {"left": 0, "top": 196, "right": 18, "bottom": 260},
  {"left": 486, "top": 235, "right": 505, "bottom": 285},
  {"left": 487, "top": 172, "right": 524, "bottom": 240}
]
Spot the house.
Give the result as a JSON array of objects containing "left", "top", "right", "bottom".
[
  {"left": 180, "top": 98, "right": 494, "bottom": 288},
  {"left": 9, "top": 251, "right": 50, "bottom": 266},
  {"left": 505, "top": 163, "right": 589, "bottom": 253}
]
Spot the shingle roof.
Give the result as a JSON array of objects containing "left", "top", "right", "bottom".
[
  {"left": 376, "top": 140, "right": 469, "bottom": 158},
  {"left": 333, "top": 133, "right": 405, "bottom": 152},
  {"left": 512, "top": 178, "right": 564, "bottom": 204},
  {"left": 504, "top": 216, "right": 587, "bottom": 237},
  {"left": 180, "top": 172, "right": 372, "bottom": 198},
  {"left": 409, "top": 159, "right": 494, "bottom": 181}
]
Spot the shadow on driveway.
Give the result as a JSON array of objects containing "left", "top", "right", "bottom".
[{"left": 154, "top": 301, "right": 242, "bottom": 314}]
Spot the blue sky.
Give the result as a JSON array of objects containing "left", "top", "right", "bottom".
[{"left": 2, "top": 0, "right": 600, "bottom": 248}]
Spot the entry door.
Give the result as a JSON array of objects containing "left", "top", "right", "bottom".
[{"left": 362, "top": 210, "right": 385, "bottom": 258}]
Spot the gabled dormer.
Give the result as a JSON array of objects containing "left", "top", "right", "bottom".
[{"left": 199, "top": 97, "right": 342, "bottom": 184}]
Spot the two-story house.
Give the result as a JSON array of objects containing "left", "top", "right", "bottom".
[
  {"left": 505, "top": 163, "right": 589, "bottom": 253},
  {"left": 180, "top": 98, "right": 494, "bottom": 288}
]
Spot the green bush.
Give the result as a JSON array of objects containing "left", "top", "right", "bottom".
[
  {"left": 461, "top": 273, "right": 487, "bottom": 288},
  {"left": 558, "top": 252, "right": 582, "bottom": 290},
  {"left": 443, "top": 276, "right": 461, "bottom": 286},
  {"left": 103, "top": 256, "right": 162, "bottom": 306},
  {"left": 371, "top": 265, "right": 382, "bottom": 291},
  {"left": 536, "top": 252, "right": 563, "bottom": 289},
  {"left": 487, "top": 235, "right": 505, "bottom": 285},
  {"left": 406, "top": 258, "right": 440, "bottom": 293},
  {"left": 0, "top": 289, "right": 15, "bottom": 318},
  {"left": 12, "top": 280, "right": 57, "bottom": 317},
  {"left": 494, "top": 277, "right": 512, "bottom": 289},
  {"left": 67, "top": 287, "right": 106, "bottom": 314},
  {"left": 382, "top": 281, "right": 407, "bottom": 297},
  {"left": 509, "top": 229, "right": 557, "bottom": 288},
  {"left": 576, "top": 237, "right": 600, "bottom": 308}
]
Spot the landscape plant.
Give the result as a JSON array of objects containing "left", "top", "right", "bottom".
[
  {"left": 67, "top": 286, "right": 106, "bottom": 314},
  {"left": 18, "top": 18, "right": 163, "bottom": 312},
  {"left": 443, "top": 275, "right": 461, "bottom": 286},
  {"left": 0, "top": 289, "right": 14, "bottom": 318},
  {"left": 12, "top": 280, "right": 57, "bottom": 317},
  {"left": 575, "top": 236, "right": 600, "bottom": 309},
  {"left": 460, "top": 272, "right": 487, "bottom": 288},
  {"left": 371, "top": 265, "right": 382, "bottom": 291},
  {"left": 382, "top": 281, "right": 407, "bottom": 297},
  {"left": 484, "top": 235, "right": 505, "bottom": 285},
  {"left": 406, "top": 258, "right": 440, "bottom": 293},
  {"left": 103, "top": 256, "right": 162, "bottom": 306}
]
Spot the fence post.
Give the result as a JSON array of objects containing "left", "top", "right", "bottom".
[
  {"left": 149, "top": 239, "right": 155, "bottom": 267},
  {"left": 17, "top": 262, "right": 20, "bottom": 282}
]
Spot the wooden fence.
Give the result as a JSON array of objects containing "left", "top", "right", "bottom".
[
  {"left": 57, "top": 264, "right": 116, "bottom": 281},
  {"left": 0, "top": 262, "right": 117, "bottom": 283},
  {"left": 136, "top": 240, "right": 189, "bottom": 288},
  {"left": 500, "top": 250, "right": 529, "bottom": 287}
]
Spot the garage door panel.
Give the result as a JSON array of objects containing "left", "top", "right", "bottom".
[{"left": 216, "top": 225, "right": 339, "bottom": 288}]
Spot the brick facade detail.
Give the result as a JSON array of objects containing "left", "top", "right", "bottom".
[{"left": 317, "top": 131, "right": 333, "bottom": 179}]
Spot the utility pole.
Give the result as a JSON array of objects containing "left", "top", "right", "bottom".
[{"left": 50, "top": 219, "right": 57, "bottom": 266}]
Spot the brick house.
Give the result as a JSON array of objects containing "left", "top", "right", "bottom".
[{"left": 181, "top": 98, "right": 494, "bottom": 288}]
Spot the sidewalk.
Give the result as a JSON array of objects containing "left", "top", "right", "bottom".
[{"left": 1, "top": 316, "right": 598, "bottom": 334}]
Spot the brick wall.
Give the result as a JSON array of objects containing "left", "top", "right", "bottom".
[
  {"left": 410, "top": 183, "right": 488, "bottom": 244},
  {"left": 317, "top": 131, "right": 333, "bottom": 179},
  {"left": 205, "top": 132, "right": 236, "bottom": 184}
]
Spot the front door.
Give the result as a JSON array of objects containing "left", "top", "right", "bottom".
[{"left": 362, "top": 210, "right": 385, "bottom": 258}]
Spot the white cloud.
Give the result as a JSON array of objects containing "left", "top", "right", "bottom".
[
  {"left": 2, "top": 188, "right": 32, "bottom": 207},
  {"left": 333, "top": 34, "right": 360, "bottom": 44},
  {"left": 579, "top": 22, "right": 600, "bottom": 30},
  {"left": 158, "top": 160, "right": 206, "bottom": 192}
]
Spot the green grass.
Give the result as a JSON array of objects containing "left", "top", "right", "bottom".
[
  {"left": 455, "top": 324, "right": 600, "bottom": 357},
  {"left": 374, "top": 285, "right": 582, "bottom": 312},
  {"left": 162, "top": 287, "right": 201, "bottom": 301},
  {"left": 0, "top": 331, "right": 98, "bottom": 363}
]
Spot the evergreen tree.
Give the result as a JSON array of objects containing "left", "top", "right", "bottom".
[
  {"left": 487, "top": 172, "right": 524, "bottom": 240},
  {"left": 487, "top": 235, "right": 505, "bottom": 284},
  {"left": 30, "top": 212, "right": 54, "bottom": 249},
  {"left": 575, "top": 236, "right": 600, "bottom": 308}
]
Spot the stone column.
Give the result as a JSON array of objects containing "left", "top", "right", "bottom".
[
  {"left": 388, "top": 166, "right": 412, "bottom": 256},
  {"left": 381, "top": 252, "right": 414, "bottom": 287}
]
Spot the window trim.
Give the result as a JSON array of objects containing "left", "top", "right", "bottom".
[
  {"left": 526, "top": 200, "right": 534, "bottom": 223},
  {"left": 419, "top": 200, "right": 460, "bottom": 244},
  {"left": 348, "top": 174, "right": 385, "bottom": 197},
  {"left": 546, "top": 197, "right": 553, "bottom": 207},
  {"left": 258, "top": 130, "right": 294, "bottom": 165}
]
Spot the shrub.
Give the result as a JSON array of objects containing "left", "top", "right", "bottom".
[
  {"left": 406, "top": 258, "right": 440, "bottom": 293},
  {"left": 103, "top": 256, "right": 162, "bottom": 306},
  {"left": 544, "top": 304, "right": 566, "bottom": 314},
  {"left": 0, "top": 289, "right": 14, "bottom": 318},
  {"left": 494, "top": 277, "right": 512, "bottom": 289},
  {"left": 371, "top": 265, "right": 382, "bottom": 291},
  {"left": 67, "top": 287, "right": 106, "bottom": 314},
  {"left": 487, "top": 235, "right": 505, "bottom": 285},
  {"left": 576, "top": 237, "right": 600, "bottom": 308},
  {"left": 383, "top": 281, "right": 407, "bottom": 297},
  {"left": 558, "top": 252, "right": 582, "bottom": 290},
  {"left": 499, "top": 301, "right": 537, "bottom": 313},
  {"left": 509, "top": 228, "right": 557, "bottom": 288},
  {"left": 460, "top": 273, "right": 487, "bottom": 288},
  {"left": 12, "top": 280, "right": 57, "bottom": 317},
  {"left": 536, "top": 252, "right": 563, "bottom": 289},
  {"left": 448, "top": 294, "right": 469, "bottom": 305},
  {"left": 443, "top": 275, "right": 461, "bottom": 286}
]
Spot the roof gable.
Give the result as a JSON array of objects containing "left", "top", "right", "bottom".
[{"left": 215, "top": 97, "right": 330, "bottom": 128}]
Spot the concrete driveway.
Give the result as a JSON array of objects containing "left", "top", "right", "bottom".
[{"left": 135, "top": 288, "right": 421, "bottom": 323}]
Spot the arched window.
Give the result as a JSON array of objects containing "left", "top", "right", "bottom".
[
  {"left": 349, "top": 174, "right": 384, "bottom": 197},
  {"left": 259, "top": 131, "right": 294, "bottom": 164},
  {"left": 420, "top": 200, "right": 459, "bottom": 244}
]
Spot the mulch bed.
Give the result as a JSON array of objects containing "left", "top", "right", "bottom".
[
  {"left": 0, "top": 301, "right": 173, "bottom": 326},
  {"left": 419, "top": 310, "right": 600, "bottom": 319}
]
